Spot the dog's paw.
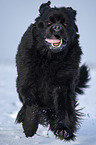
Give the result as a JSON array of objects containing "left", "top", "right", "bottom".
[
  {"left": 54, "top": 128, "right": 75, "bottom": 140},
  {"left": 55, "top": 129, "right": 69, "bottom": 139}
]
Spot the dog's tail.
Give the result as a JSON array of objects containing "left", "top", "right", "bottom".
[{"left": 75, "top": 64, "right": 90, "bottom": 94}]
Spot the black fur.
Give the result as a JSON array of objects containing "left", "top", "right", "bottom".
[{"left": 16, "top": 1, "right": 89, "bottom": 141}]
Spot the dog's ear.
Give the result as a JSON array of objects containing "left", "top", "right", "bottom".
[
  {"left": 67, "top": 7, "right": 77, "bottom": 20},
  {"left": 39, "top": 1, "right": 51, "bottom": 15},
  {"left": 67, "top": 7, "right": 78, "bottom": 32}
]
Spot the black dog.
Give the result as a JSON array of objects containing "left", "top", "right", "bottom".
[{"left": 16, "top": 1, "right": 89, "bottom": 140}]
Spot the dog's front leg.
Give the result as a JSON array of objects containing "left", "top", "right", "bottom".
[
  {"left": 50, "top": 86, "right": 76, "bottom": 140},
  {"left": 16, "top": 104, "right": 39, "bottom": 137}
]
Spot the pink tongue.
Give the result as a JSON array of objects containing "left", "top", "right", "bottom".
[{"left": 45, "top": 38, "right": 60, "bottom": 43}]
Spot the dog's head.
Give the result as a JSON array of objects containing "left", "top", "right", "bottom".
[{"left": 35, "top": 1, "right": 78, "bottom": 53}]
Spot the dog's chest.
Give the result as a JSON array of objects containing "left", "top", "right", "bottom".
[{"left": 38, "top": 60, "right": 66, "bottom": 85}]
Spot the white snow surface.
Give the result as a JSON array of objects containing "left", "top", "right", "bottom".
[{"left": 0, "top": 64, "right": 96, "bottom": 145}]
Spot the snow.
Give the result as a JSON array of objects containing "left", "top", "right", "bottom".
[{"left": 0, "top": 64, "right": 96, "bottom": 145}]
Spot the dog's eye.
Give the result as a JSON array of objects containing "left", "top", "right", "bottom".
[
  {"left": 47, "top": 22, "right": 52, "bottom": 26},
  {"left": 64, "top": 23, "right": 67, "bottom": 27},
  {"left": 48, "top": 22, "right": 51, "bottom": 25}
]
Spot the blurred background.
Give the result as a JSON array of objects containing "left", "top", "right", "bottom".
[
  {"left": 0, "top": 0, "right": 96, "bottom": 145},
  {"left": 0, "top": 0, "right": 96, "bottom": 67}
]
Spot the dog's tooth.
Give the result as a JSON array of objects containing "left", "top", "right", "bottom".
[{"left": 51, "top": 39, "right": 62, "bottom": 48}]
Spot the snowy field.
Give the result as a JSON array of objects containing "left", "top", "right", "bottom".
[{"left": 0, "top": 64, "right": 96, "bottom": 145}]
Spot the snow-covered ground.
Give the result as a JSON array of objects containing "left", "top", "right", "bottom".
[{"left": 0, "top": 64, "right": 96, "bottom": 145}]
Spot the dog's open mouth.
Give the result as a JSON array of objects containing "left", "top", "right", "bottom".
[
  {"left": 45, "top": 35, "right": 67, "bottom": 50},
  {"left": 45, "top": 38, "right": 62, "bottom": 48}
]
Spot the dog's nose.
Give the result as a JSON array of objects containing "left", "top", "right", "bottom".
[{"left": 52, "top": 25, "right": 62, "bottom": 32}]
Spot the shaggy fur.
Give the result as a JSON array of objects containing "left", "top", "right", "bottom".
[{"left": 16, "top": 1, "right": 89, "bottom": 141}]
